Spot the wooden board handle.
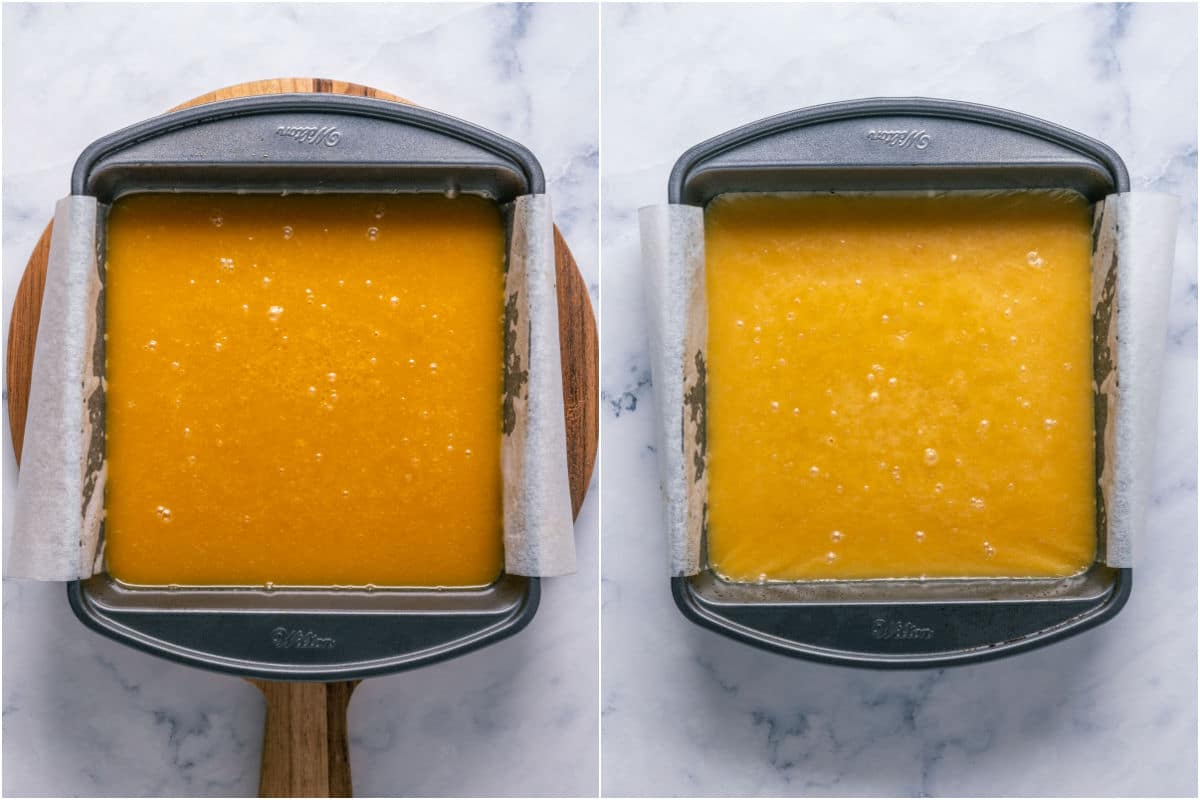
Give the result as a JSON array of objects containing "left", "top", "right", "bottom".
[{"left": 253, "top": 680, "right": 359, "bottom": 797}]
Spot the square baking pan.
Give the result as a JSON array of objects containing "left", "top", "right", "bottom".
[
  {"left": 67, "top": 94, "right": 546, "bottom": 681},
  {"left": 668, "top": 97, "right": 1131, "bottom": 668}
]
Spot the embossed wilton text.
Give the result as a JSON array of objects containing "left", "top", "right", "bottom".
[
  {"left": 275, "top": 125, "right": 342, "bottom": 146},
  {"left": 865, "top": 129, "right": 931, "bottom": 149},
  {"left": 870, "top": 618, "right": 935, "bottom": 640},
  {"left": 271, "top": 627, "right": 337, "bottom": 649}
]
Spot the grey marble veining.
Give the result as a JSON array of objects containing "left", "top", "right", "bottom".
[
  {"left": 2, "top": 3, "right": 598, "bottom": 796},
  {"left": 600, "top": 3, "right": 1196, "bottom": 797}
]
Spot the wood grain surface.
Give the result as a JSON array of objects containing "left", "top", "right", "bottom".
[
  {"left": 251, "top": 680, "right": 359, "bottom": 797},
  {"left": 4, "top": 78, "right": 598, "bottom": 799}
]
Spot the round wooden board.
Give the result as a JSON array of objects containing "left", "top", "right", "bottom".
[
  {"left": 5, "top": 78, "right": 598, "bottom": 515},
  {"left": 5, "top": 78, "right": 597, "bottom": 799}
]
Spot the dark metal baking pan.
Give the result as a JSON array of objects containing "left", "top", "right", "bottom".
[
  {"left": 69, "top": 94, "right": 545, "bottom": 681},
  {"left": 668, "top": 97, "right": 1130, "bottom": 668}
]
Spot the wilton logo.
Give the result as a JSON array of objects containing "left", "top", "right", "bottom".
[
  {"left": 870, "top": 618, "right": 934, "bottom": 641},
  {"left": 866, "top": 129, "right": 931, "bottom": 150},
  {"left": 271, "top": 627, "right": 337, "bottom": 650},
  {"left": 275, "top": 125, "right": 342, "bottom": 147}
]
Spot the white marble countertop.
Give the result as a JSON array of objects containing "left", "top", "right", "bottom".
[
  {"left": 2, "top": 3, "right": 598, "bottom": 796},
  {"left": 600, "top": 3, "right": 1197, "bottom": 797}
]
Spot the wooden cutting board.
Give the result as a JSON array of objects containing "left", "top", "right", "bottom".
[{"left": 4, "top": 78, "right": 598, "bottom": 798}]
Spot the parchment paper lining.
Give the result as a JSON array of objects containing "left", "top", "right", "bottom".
[
  {"left": 1093, "top": 192, "right": 1179, "bottom": 567},
  {"left": 7, "top": 193, "right": 576, "bottom": 581},
  {"left": 639, "top": 205, "right": 707, "bottom": 577},
  {"left": 8, "top": 196, "right": 105, "bottom": 581},
  {"left": 641, "top": 192, "right": 1178, "bottom": 577},
  {"left": 502, "top": 195, "right": 577, "bottom": 576}
]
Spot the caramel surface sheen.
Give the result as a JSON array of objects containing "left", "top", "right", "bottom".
[
  {"left": 704, "top": 192, "right": 1097, "bottom": 581},
  {"left": 104, "top": 193, "right": 506, "bottom": 587}
]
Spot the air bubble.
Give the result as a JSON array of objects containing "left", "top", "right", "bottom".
[
  {"left": 1044, "top": 418, "right": 1058, "bottom": 430},
  {"left": 282, "top": 226, "right": 293, "bottom": 240},
  {"left": 735, "top": 320, "right": 744, "bottom": 328},
  {"left": 262, "top": 276, "right": 272, "bottom": 287},
  {"left": 210, "top": 214, "right": 224, "bottom": 227},
  {"left": 830, "top": 530, "right": 843, "bottom": 543},
  {"left": 970, "top": 496, "right": 986, "bottom": 510},
  {"left": 770, "top": 400, "right": 780, "bottom": 412},
  {"left": 390, "top": 296, "right": 400, "bottom": 307},
  {"left": 915, "top": 530, "right": 926, "bottom": 542},
  {"left": 1026, "top": 251, "right": 1044, "bottom": 267},
  {"left": 923, "top": 448, "right": 938, "bottom": 466},
  {"left": 156, "top": 505, "right": 172, "bottom": 522},
  {"left": 983, "top": 541, "right": 996, "bottom": 557},
  {"left": 144, "top": 339, "right": 157, "bottom": 351},
  {"left": 868, "top": 391, "right": 880, "bottom": 402},
  {"left": 809, "top": 465, "right": 820, "bottom": 477},
  {"left": 367, "top": 227, "right": 379, "bottom": 241},
  {"left": 267, "top": 305, "right": 284, "bottom": 322},
  {"left": 825, "top": 551, "right": 838, "bottom": 564}
]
